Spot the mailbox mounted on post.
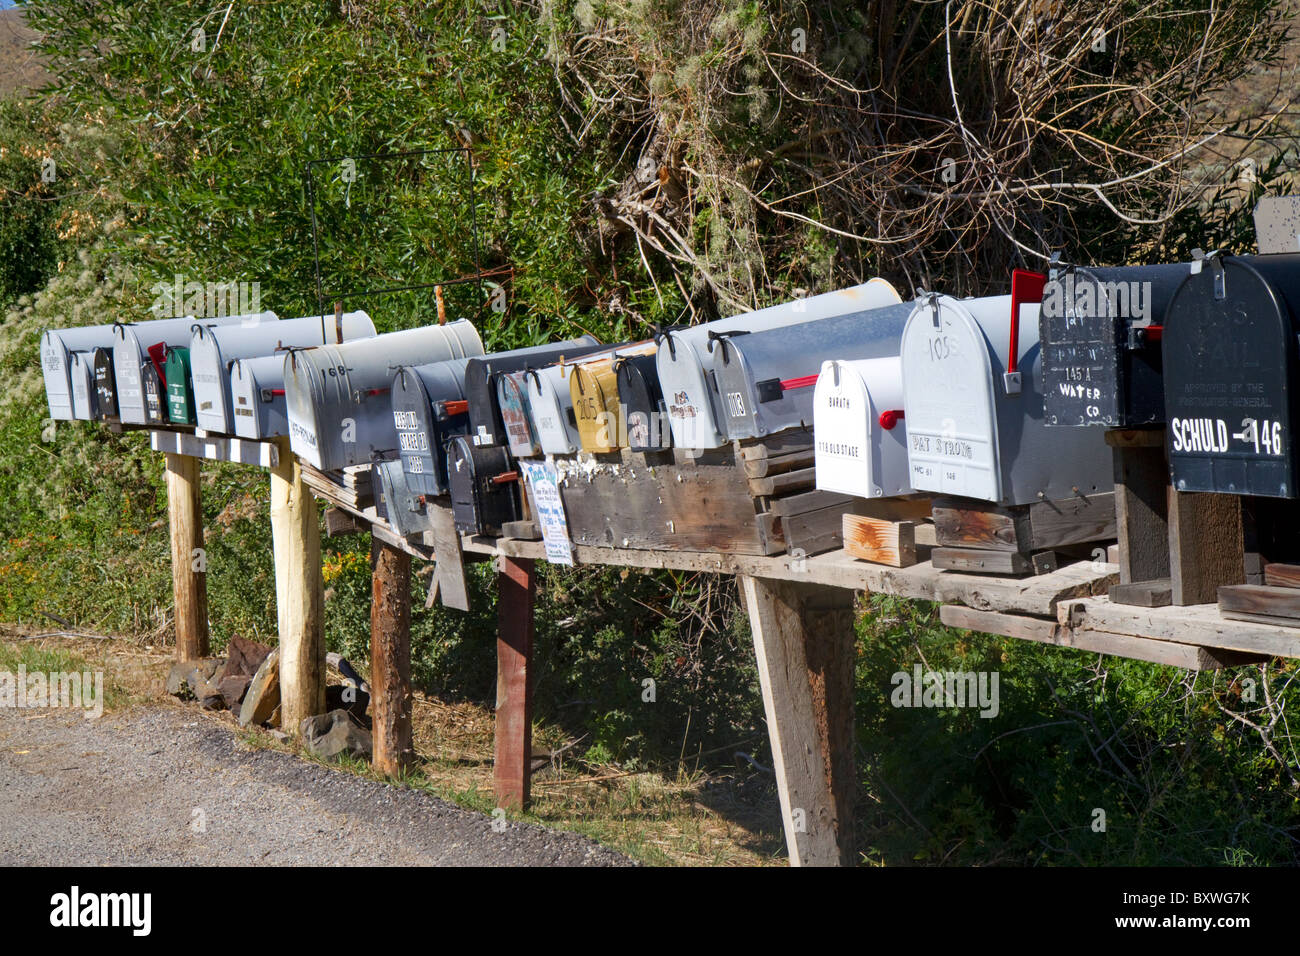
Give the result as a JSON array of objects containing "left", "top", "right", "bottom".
[
  {"left": 615, "top": 353, "right": 670, "bottom": 451},
  {"left": 190, "top": 311, "right": 376, "bottom": 434},
  {"left": 229, "top": 354, "right": 290, "bottom": 440},
  {"left": 568, "top": 342, "right": 658, "bottom": 453},
  {"left": 711, "top": 301, "right": 913, "bottom": 441},
  {"left": 1040, "top": 261, "right": 1189, "bottom": 427},
  {"left": 447, "top": 435, "right": 522, "bottom": 534},
  {"left": 523, "top": 365, "right": 584, "bottom": 455},
  {"left": 655, "top": 278, "right": 902, "bottom": 450},
  {"left": 285, "top": 320, "right": 484, "bottom": 472},
  {"left": 1163, "top": 251, "right": 1300, "bottom": 497},
  {"left": 390, "top": 358, "right": 474, "bottom": 499},
  {"left": 899, "top": 288, "right": 1112, "bottom": 505},
  {"left": 142, "top": 360, "right": 167, "bottom": 425},
  {"left": 463, "top": 338, "right": 603, "bottom": 448},
  {"left": 165, "top": 346, "right": 196, "bottom": 425},
  {"left": 91, "top": 347, "right": 119, "bottom": 422},
  {"left": 112, "top": 312, "right": 277, "bottom": 425},
  {"left": 373, "top": 458, "right": 426, "bottom": 539},
  {"left": 813, "top": 356, "right": 912, "bottom": 499}
]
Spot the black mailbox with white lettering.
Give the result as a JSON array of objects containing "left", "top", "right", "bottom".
[
  {"left": 1163, "top": 252, "right": 1300, "bottom": 497},
  {"left": 447, "top": 435, "right": 522, "bottom": 534},
  {"left": 92, "top": 347, "right": 119, "bottom": 422},
  {"left": 1040, "top": 262, "right": 1188, "bottom": 427}
]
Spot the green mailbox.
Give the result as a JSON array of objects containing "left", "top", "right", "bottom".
[{"left": 165, "top": 346, "right": 195, "bottom": 425}]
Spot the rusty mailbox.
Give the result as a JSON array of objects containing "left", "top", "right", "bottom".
[
  {"left": 655, "top": 278, "right": 901, "bottom": 450},
  {"left": 1163, "top": 252, "right": 1300, "bottom": 497},
  {"left": 285, "top": 321, "right": 484, "bottom": 472},
  {"left": 813, "top": 356, "right": 912, "bottom": 499},
  {"left": 899, "top": 290, "right": 1112, "bottom": 505},
  {"left": 190, "top": 311, "right": 376, "bottom": 434},
  {"left": 1040, "top": 261, "right": 1189, "bottom": 427}
]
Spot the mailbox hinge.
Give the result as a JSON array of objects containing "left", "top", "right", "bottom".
[{"left": 1191, "top": 248, "right": 1226, "bottom": 300}]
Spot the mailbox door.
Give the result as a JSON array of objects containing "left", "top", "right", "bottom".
[
  {"left": 1164, "top": 254, "right": 1300, "bottom": 497},
  {"left": 814, "top": 356, "right": 910, "bottom": 498},
  {"left": 41, "top": 327, "right": 118, "bottom": 420},
  {"left": 230, "top": 355, "right": 283, "bottom": 439},
  {"left": 656, "top": 278, "right": 902, "bottom": 450},
  {"left": 165, "top": 347, "right": 195, "bottom": 425},
  {"left": 91, "top": 347, "right": 119, "bottom": 422},
  {"left": 711, "top": 301, "right": 912, "bottom": 440},
  {"left": 616, "top": 354, "right": 669, "bottom": 451},
  {"left": 571, "top": 362, "right": 623, "bottom": 453},
  {"left": 1040, "top": 263, "right": 1187, "bottom": 427},
  {"left": 391, "top": 360, "right": 471, "bottom": 498},
  {"left": 526, "top": 365, "right": 583, "bottom": 455},
  {"left": 374, "top": 458, "right": 426, "bottom": 538},
  {"left": 285, "top": 320, "right": 484, "bottom": 471},
  {"left": 69, "top": 352, "right": 98, "bottom": 420},
  {"left": 447, "top": 437, "right": 518, "bottom": 534},
  {"left": 463, "top": 338, "right": 603, "bottom": 447},
  {"left": 498, "top": 372, "right": 541, "bottom": 458},
  {"left": 142, "top": 362, "right": 167, "bottom": 425}
]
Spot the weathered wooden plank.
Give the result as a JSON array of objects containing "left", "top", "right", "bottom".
[
  {"left": 152, "top": 429, "right": 279, "bottom": 468},
  {"left": 738, "top": 432, "right": 815, "bottom": 462},
  {"left": 495, "top": 555, "right": 536, "bottom": 811},
  {"left": 1218, "top": 584, "right": 1300, "bottom": 623},
  {"left": 1168, "top": 489, "right": 1244, "bottom": 606},
  {"left": 748, "top": 467, "right": 816, "bottom": 497},
  {"left": 742, "top": 449, "right": 815, "bottom": 479},
  {"left": 324, "top": 506, "right": 363, "bottom": 537},
  {"left": 1108, "top": 578, "right": 1172, "bottom": 608},
  {"left": 429, "top": 504, "right": 470, "bottom": 612},
  {"left": 165, "top": 452, "right": 209, "bottom": 660},
  {"left": 769, "top": 489, "right": 857, "bottom": 517},
  {"left": 501, "top": 519, "right": 542, "bottom": 541},
  {"left": 932, "top": 547, "right": 1037, "bottom": 575},
  {"left": 1058, "top": 597, "right": 1300, "bottom": 658},
  {"left": 1263, "top": 563, "right": 1300, "bottom": 589},
  {"left": 932, "top": 492, "right": 1115, "bottom": 553},
  {"left": 740, "top": 575, "right": 855, "bottom": 866},
  {"left": 370, "top": 538, "right": 414, "bottom": 775},
  {"left": 1110, "top": 439, "right": 1170, "bottom": 589},
  {"left": 843, "top": 515, "right": 918, "bottom": 568}
]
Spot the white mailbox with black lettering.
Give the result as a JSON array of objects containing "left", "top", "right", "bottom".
[
  {"left": 1163, "top": 252, "right": 1300, "bottom": 497},
  {"left": 813, "top": 356, "right": 911, "bottom": 499},
  {"left": 523, "top": 364, "right": 583, "bottom": 455},
  {"left": 112, "top": 312, "right": 277, "bottom": 425},
  {"left": 285, "top": 321, "right": 484, "bottom": 471},
  {"left": 190, "top": 311, "right": 376, "bottom": 434},
  {"left": 899, "top": 292, "right": 1112, "bottom": 505},
  {"left": 656, "top": 278, "right": 901, "bottom": 450},
  {"left": 710, "top": 301, "right": 913, "bottom": 440}
]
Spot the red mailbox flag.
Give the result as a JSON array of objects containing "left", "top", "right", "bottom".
[{"left": 1007, "top": 268, "right": 1047, "bottom": 376}]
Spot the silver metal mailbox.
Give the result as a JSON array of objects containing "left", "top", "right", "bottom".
[
  {"left": 112, "top": 312, "right": 277, "bottom": 425},
  {"left": 656, "top": 277, "right": 901, "bottom": 449},
  {"left": 523, "top": 364, "right": 583, "bottom": 455},
  {"left": 813, "top": 356, "right": 912, "bottom": 499},
  {"left": 899, "top": 293, "right": 1112, "bottom": 505},
  {"left": 711, "top": 300, "right": 913, "bottom": 440},
  {"left": 68, "top": 351, "right": 97, "bottom": 420},
  {"left": 373, "top": 458, "right": 426, "bottom": 538},
  {"left": 41, "top": 326, "right": 120, "bottom": 420},
  {"left": 190, "top": 311, "right": 376, "bottom": 434},
  {"left": 390, "top": 357, "right": 473, "bottom": 498},
  {"left": 285, "top": 320, "right": 484, "bottom": 471}
]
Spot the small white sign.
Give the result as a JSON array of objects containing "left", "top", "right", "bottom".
[{"left": 521, "top": 460, "right": 574, "bottom": 566}]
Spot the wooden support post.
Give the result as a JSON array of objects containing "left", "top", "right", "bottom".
[
  {"left": 1108, "top": 433, "right": 1170, "bottom": 585},
  {"left": 269, "top": 437, "right": 325, "bottom": 736},
  {"left": 739, "top": 574, "right": 856, "bottom": 867},
  {"left": 1168, "top": 488, "right": 1244, "bottom": 606},
  {"left": 164, "top": 452, "right": 208, "bottom": 660},
  {"left": 494, "top": 555, "right": 535, "bottom": 811},
  {"left": 370, "top": 537, "right": 414, "bottom": 775}
]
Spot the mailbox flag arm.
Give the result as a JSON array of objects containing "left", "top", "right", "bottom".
[{"left": 1005, "top": 269, "right": 1047, "bottom": 395}]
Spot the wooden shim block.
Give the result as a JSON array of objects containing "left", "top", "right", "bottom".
[
  {"left": 740, "top": 575, "right": 855, "bottom": 866},
  {"left": 1168, "top": 489, "right": 1244, "bottom": 606},
  {"left": 1059, "top": 597, "right": 1300, "bottom": 658},
  {"left": 769, "top": 489, "right": 856, "bottom": 517},
  {"left": 1108, "top": 577, "right": 1172, "bottom": 608},
  {"left": 370, "top": 539, "right": 414, "bottom": 775},
  {"left": 324, "top": 507, "right": 362, "bottom": 537},
  {"left": 932, "top": 492, "right": 1115, "bottom": 553},
  {"left": 495, "top": 555, "right": 536, "bottom": 811},
  {"left": 165, "top": 452, "right": 209, "bottom": 660},
  {"left": 501, "top": 520, "right": 542, "bottom": 541},
  {"left": 429, "top": 504, "right": 470, "bottom": 612},
  {"left": 748, "top": 466, "right": 815, "bottom": 497},
  {"left": 1107, "top": 543, "right": 1119, "bottom": 564},
  {"left": 1264, "top": 563, "right": 1300, "bottom": 589},
  {"left": 742, "top": 448, "right": 815, "bottom": 479},
  {"left": 1111, "top": 441, "right": 1169, "bottom": 585},
  {"left": 940, "top": 605, "right": 1258, "bottom": 670},
  {"left": 780, "top": 505, "right": 853, "bottom": 557},
  {"left": 932, "top": 547, "right": 1033, "bottom": 575},
  {"left": 738, "top": 432, "right": 814, "bottom": 462},
  {"left": 843, "top": 515, "right": 918, "bottom": 567},
  {"left": 1218, "top": 584, "right": 1300, "bottom": 623}
]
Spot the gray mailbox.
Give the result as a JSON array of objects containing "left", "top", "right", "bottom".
[
  {"left": 285, "top": 320, "right": 484, "bottom": 471},
  {"left": 190, "top": 311, "right": 376, "bottom": 434},
  {"left": 229, "top": 354, "right": 289, "bottom": 440},
  {"left": 522, "top": 364, "right": 584, "bottom": 455},
  {"left": 899, "top": 293, "right": 1112, "bottom": 505},
  {"left": 68, "top": 351, "right": 97, "bottom": 420},
  {"left": 41, "top": 326, "right": 120, "bottom": 421},
  {"left": 390, "top": 357, "right": 474, "bottom": 499}
]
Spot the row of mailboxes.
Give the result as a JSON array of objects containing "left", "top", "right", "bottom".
[
  {"left": 190, "top": 311, "right": 377, "bottom": 434},
  {"left": 567, "top": 342, "right": 657, "bottom": 453},
  {"left": 285, "top": 320, "right": 485, "bottom": 472},
  {"left": 463, "top": 338, "right": 604, "bottom": 448}
]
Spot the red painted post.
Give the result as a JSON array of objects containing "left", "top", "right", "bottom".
[{"left": 494, "top": 555, "right": 536, "bottom": 810}]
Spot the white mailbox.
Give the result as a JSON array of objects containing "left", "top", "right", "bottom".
[
  {"left": 229, "top": 354, "right": 288, "bottom": 439},
  {"left": 655, "top": 277, "right": 901, "bottom": 450},
  {"left": 813, "top": 356, "right": 911, "bottom": 499},
  {"left": 69, "top": 351, "right": 97, "bottom": 420},
  {"left": 285, "top": 320, "right": 484, "bottom": 471},
  {"left": 190, "top": 311, "right": 376, "bottom": 434},
  {"left": 899, "top": 293, "right": 1112, "bottom": 505},
  {"left": 112, "top": 312, "right": 277, "bottom": 425},
  {"left": 523, "top": 364, "right": 583, "bottom": 455},
  {"left": 41, "top": 327, "right": 119, "bottom": 420}
]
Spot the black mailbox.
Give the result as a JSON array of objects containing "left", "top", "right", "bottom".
[
  {"left": 92, "top": 347, "right": 119, "bottom": 422},
  {"left": 1040, "top": 262, "right": 1189, "bottom": 427},
  {"left": 1163, "top": 252, "right": 1300, "bottom": 497},
  {"left": 464, "top": 338, "right": 603, "bottom": 448},
  {"left": 447, "top": 435, "right": 522, "bottom": 534},
  {"left": 615, "top": 353, "right": 669, "bottom": 451}
]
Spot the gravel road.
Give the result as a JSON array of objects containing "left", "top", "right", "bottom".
[{"left": 0, "top": 704, "right": 630, "bottom": 866}]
